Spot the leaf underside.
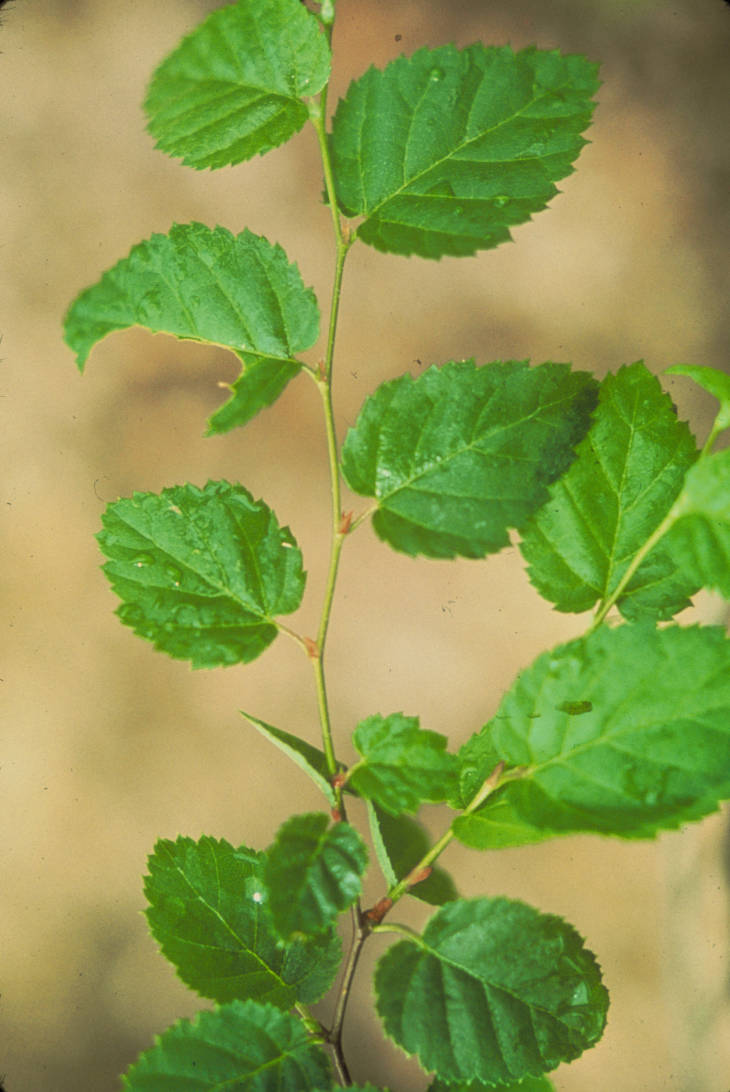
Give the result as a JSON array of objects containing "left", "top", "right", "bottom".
[
  {"left": 97, "top": 480, "right": 305, "bottom": 668},
  {"left": 666, "top": 363, "right": 730, "bottom": 432},
  {"left": 63, "top": 224, "right": 319, "bottom": 434},
  {"left": 368, "top": 803, "right": 458, "bottom": 906},
  {"left": 454, "top": 624, "right": 730, "bottom": 849},
  {"left": 341, "top": 359, "right": 598, "bottom": 559},
  {"left": 144, "top": 836, "right": 340, "bottom": 1007},
  {"left": 666, "top": 448, "right": 730, "bottom": 599},
  {"left": 144, "top": 0, "right": 331, "bottom": 169},
  {"left": 519, "top": 362, "right": 699, "bottom": 620},
  {"left": 331, "top": 43, "right": 599, "bottom": 258},
  {"left": 242, "top": 712, "right": 336, "bottom": 804},
  {"left": 121, "top": 999, "right": 331, "bottom": 1091},
  {"left": 375, "top": 897, "right": 607, "bottom": 1085}
]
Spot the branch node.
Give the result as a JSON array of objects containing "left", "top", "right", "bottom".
[
  {"left": 406, "top": 864, "right": 433, "bottom": 889},
  {"left": 362, "top": 897, "right": 392, "bottom": 925},
  {"left": 304, "top": 636, "right": 320, "bottom": 660},
  {"left": 339, "top": 510, "right": 353, "bottom": 534}
]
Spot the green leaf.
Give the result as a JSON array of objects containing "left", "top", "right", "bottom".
[
  {"left": 331, "top": 44, "right": 599, "bottom": 258},
  {"left": 315, "top": 1087, "right": 390, "bottom": 1092},
  {"left": 144, "top": 837, "right": 341, "bottom": 1007},
  {"left": 121, "top": 999, "right": 331, "bottom": 1091},
  {"left": 368, "top": 802, "right": 458, "bottom": 906},
  {"left": 349, "top": 713, "right": 458, "bottom": 815},
  {"left": 64, "top": 224, "right": 319, "bottom": 434},
  {"left": 375, "top": 897, "right": 607, "bottom": 1085},
  {"left": 664, "top": 449, "right": 730, "bottom": 598},
  {"left": 454, "top": 624, "right": 730, "bottom": 849},
  {"left": 666, "top": 363, "right": 730, "bottom": 432},
  {"left": 144, "top": 0, "right": 331, "bottom": 170},
  {"left": 264, "top": 813, "right": 368, "bottom": 937},
  {"left": 242, "top": 712, "right": 336, "bottom": 804},
  {"left": 519, "top": 362, "right": 699, "bottom": 620},
  {"left": 97, "top": 480, "right": 305, "bottom": 668},
  {"left": 341, "top": 360, "right": 597, "bottom": 559},
  {"left": 429, "top": 1077, "right": 555, "bottom": 1092}
]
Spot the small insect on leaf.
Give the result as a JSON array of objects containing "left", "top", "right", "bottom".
[{"left": 558, "top": 700, "right": 593, "bottom": 715}]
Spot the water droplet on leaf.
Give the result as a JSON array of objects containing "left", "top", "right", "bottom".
[
  {"left": 165, "top": 564, "right": 182, "bottom": 586},
  {"left": 494, "top": 195, "right": 509, "bottom": 208},
  {"left": 428, "top": 66, "right": 445, "bottom": 82},
  {"left": 133, "top": 553, "right": 154, "bottom": 568}
]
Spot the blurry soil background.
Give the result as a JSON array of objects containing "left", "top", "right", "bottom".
[{"left": 2, "top": 0, "right": 730, "bottom": 1089}]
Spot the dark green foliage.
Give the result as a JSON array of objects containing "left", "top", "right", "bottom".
[
  {"left": 264, "top": 813, "right": 368, "bottom": 937},
  {"left": 341, "top": 360, "right": 598, "bottom": 558},
  {"left": 121, "top": 999, "right": 332, "bottom": 1091},
  {"left": 67, "top": 5, "right": 729, "bottom": 1089},
  {"left": 331, "top": 44, "right": 599, "bottom": 258},
  {"left": 454, "top": 624, "right": 730, "bottom": 848},
  {"left": 375, "top": 898, "right": 607, "bottom": 1085},
  {"left": 144, "top": 836, "right": 341, "bottom": 1006},
  {"left": 97, "top": 480, "right": 305, "bottom": 668}
]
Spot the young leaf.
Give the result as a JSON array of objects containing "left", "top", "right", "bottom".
[
  {"left": 144, "top": 836, "right": 341, "bottom": 1007},
  {"left": 430, "top": 1077, "right": 555, "bottom": 1092},
  {"left": 330, "top": 44, "right": 599, "bottom": 258},
  {"left": 666, "top": 363, "right": 730, "bottom": 433},
  {"left": 264, "top": 813, "right": 368, "bottom": 937},
  {"left": 375, "top": 897, "right": 607, "bottom": 1085},
  {"left": 144, "top": 0, "right": 331, "bottom": 170},
  {"left": 367, "top": 801, "right": 458, "bottom": 906},
  {"left": 341, "top": 360, "right": 597, "bottom": 559},
  {"left": 663, "top": 448, "right": 730, "bottom": 598},
  {"left": 519, "top": 363, "right": 699, "bottom": 620},
  {"left": 454, "top": 624, "right": 730, "bottom": 849},
  {"left": 242, "top": 712, "right": 336, "bottom": 804},
  {"left": 64, "top": 224, "right": 319, "bottom": 434},
  {"left": 97, "top": 480, "right": 305, "bottom": 668},
  {"left": 349, "top": 713, "right": 458, "bottom": 815},
  {"left": 121, "top": 999, "right": 331, "bottom": 1091}
]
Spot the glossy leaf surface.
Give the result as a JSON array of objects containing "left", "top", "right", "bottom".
[
  {"left": 264, "top": 813, "right": 367, "bottom": 937},
  {"left": 331, "top": 44, "right": 599, "bottom": 258},
  {"left": 375, "top": 897, "right": 607, "bottom": 1085},
  {"left": 520, "top": 363, "right": 699, "bottom": 619},
  {"left": 144, "top": 0, "right": 331, "bottom": 169},
  {"left": 341, "top": 360, "right": 597, "bottom": 558},
  {"left": 121, "top": 999, "right": 331, "bottom": 1091},
  {"left": 64, "top": 224, "right": 318, "bottom": 434},
  {"left": 144, "top": 837, "right": 340, "bottom": 1006},
  {"left": 349, "top": 713, "right": 458, "bottom": 815},
  {"left": 98, "top": 480, "right": 305, "bottom": 668},
  {"left": 454, "top": 624, "right": 730, "bottom": 848}
]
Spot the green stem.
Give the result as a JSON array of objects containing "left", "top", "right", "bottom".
[
  {"left": 387, "top": 824, "right": 456, "bottom": 905},
  {"left": 311, "top": 648, "right": 338, "bottom": 778},
  {"left": 302, "top": 88, "right": 355, "bottom": 785},
  {"left": 386, "top": 762, "right": 507, "bottom": 906}
]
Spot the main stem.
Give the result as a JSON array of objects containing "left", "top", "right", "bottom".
[{"left": 305, "top": 89, "right": 354, "bottom": 787}]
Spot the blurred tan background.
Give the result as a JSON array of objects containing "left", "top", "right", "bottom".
[{"left": 2, "top": 1, "right": 730, "bottom": 1089}]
